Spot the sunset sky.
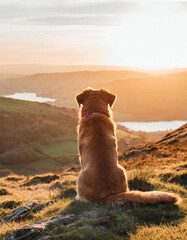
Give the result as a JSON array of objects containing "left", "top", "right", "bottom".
[{"left": 0, "top": 0, "right": 187, "bottom": 70}]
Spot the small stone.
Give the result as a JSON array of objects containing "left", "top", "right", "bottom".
[
  {"left": 38, "top": 236, "right": 50, "bottom": 240},
  {"left": 79, "top": 224, "right": 93, "bottom": 229},
  {"left": 79, "top": 210, "right": 111, "bottom": 220}
]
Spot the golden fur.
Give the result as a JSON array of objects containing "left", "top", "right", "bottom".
[{"left": 76, "top": 88, "right": 181, "bottom": 205}]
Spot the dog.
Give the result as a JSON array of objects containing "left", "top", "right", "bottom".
[{"left": 76, "top": 88, "right": 181, "bottom": 205}]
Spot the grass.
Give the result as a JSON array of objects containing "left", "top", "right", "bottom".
[
  {"left": 0, "top": 96, "right": 78, "bottom": 176},
  {"left": 129, "top": 221, "right": 187, "bottom": 240},
  {"left": 41, "top": 141, "right": 77, "bottom": 157},
  {"left": 23, "top": 174, "right": 60, "bottom": 186},
  {"left": 0, "top": 163, "right": 186, "bottom": 240}
]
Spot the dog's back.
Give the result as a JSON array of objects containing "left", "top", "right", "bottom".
[
  {"left": 76, "top": 88, "right": 181, "bottom": 205},
  {"left": 77, "top": 113, "right": 128, "bottom": 202}
]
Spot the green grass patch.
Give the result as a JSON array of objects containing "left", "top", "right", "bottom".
[
  {"left": 46, "top": 227, "right": 123, "bottom": 240},
  {"left": 42, "top": 141, "right": 77, "bottom": 157}
]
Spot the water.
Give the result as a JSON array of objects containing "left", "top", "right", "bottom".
[
  {"left": 3, "top": 93, "right": 56, "bottom": 103},
  {"left": 118, "top": 121, "right": 187, "bottom": 132}
]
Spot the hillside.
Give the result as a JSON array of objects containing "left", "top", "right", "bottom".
[
  {"left": 0, "top": 134, "right": 186, "bottom": 239},
  {"left": 0, "top": 97, "right": 78, "bottom": 175},
  {"left": 119, "top": 123, "right": 187, "bottom": 170},
  {"left": 0, "top": 97, "right": 158, "bottom": 176},
  {"left": 0, "top": 70, "right": 186, "bottom": 121}
]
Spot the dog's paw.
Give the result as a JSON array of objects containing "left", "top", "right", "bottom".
[{"left": 75, "top": 195, "right": 80, "bottom": 201}]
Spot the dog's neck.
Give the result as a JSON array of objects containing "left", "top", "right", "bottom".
[{"left": 82, "top": 111, "right": 109, "bottom": 119}]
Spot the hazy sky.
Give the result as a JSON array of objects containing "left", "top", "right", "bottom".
[{"left": 0, "top": 0, "right": 187, "bottom": 70}]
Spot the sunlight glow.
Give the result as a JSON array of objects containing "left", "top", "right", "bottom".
[
  {"left": 0, "top": 1, "right": 186, "bottom": 70},
  {"left": 106, "top": 3, "right": 187, "bottom": 70}
]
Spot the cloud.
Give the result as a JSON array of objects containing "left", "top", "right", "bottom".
[
  {"left": 25, "top": 15, "right": 120, "bottom": 26},
  {"left": 66, "top": 1, "right": 137, "bottom": 15},
  {"left": 0, "top": 0, "right": 136, "bottom": 26}
]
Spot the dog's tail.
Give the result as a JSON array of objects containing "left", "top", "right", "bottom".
[{"left": 102, "top": 191, "right": 181, "bottom": 205}]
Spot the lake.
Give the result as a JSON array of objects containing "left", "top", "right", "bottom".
[
  {"left": 3, "top": 93, "right": 56, "bottom": 103},
  {"left": 118, "top": 121, "right": 187, "bottom": 132}
]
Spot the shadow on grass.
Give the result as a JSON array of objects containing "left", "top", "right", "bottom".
[
  {"left": 160, "top": 172, "right": 187, "bottom": 188},
  {"left": 56, "top": 186, "right": 186, "bottom": 239},
  {"left": 169, "top": 172, "right": 187, "bottom": 188},
  {"left": 128, "top": 178, "right": 155, "bottom": 191}
]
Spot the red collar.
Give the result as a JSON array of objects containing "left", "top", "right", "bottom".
[{"left": 83, "top": 112, "right": 107, "bottom": 119}]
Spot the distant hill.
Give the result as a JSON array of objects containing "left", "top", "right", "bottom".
[
  {"left": 0, "top": 64, "right": 133, "bottom": 75},
  {"left": 0, "top": 70, "right": 186, "bottom": 121},
  {"left": 95, "top": 74, "right": 187, "bottom": 121}
]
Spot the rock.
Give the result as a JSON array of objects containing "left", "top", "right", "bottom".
[
  {"left": 3, "top": 201, "right": 55, "bottom": 223},
  {"left": 6, "top": 214, "right": 77, "bottom": 240},
  {"left": 3, "top": 202, "right": 38, "bottom": 223},
  {"left": 38, "top": 236, "right": 50, "bottom": 240},
  {"left": 79, "top": 210, "right": 111, "bottom": 220},
  {"left": 79, "top": 210, "right": 115, "bottom": 228},
  {"left": 6, "top": 210, "right": 113, "bottom": 240},
  {"left": 79, "top": 224, "right": 93, "bottom": 229}
]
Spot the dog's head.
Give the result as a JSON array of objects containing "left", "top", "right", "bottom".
[{"left": 76, "top": 88, "right": 116, "bottom": 115}]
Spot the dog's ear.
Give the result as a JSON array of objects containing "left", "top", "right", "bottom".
[
  {"left": 76, "top": 91, "right": 86, "bottom": 107},
  {"left": 100, "top": 89, "right": 116, "bottom": 107}
]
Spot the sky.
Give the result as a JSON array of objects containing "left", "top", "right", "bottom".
[{"left": 0, "top": 0, "right": 187, "bottom": 70}]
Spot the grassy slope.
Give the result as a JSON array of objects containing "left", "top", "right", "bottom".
[
  {"left": 0, "top": 97, "right": 78, "bottom": 175},
  {"left": 119, "top": 123, "right": 187, "bottom": 170},
  {"left": 0, "top": 160, "right": 186, "bottom": 240}
]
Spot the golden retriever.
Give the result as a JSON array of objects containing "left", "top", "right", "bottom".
[{"left": 76, "top": 88, "right": 180, "bottom": 205}]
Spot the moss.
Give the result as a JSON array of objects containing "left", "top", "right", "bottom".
[
  {"left": 0, "top": 200, "right": 21, "bottom": 209},
  {"left": 6, "top": 177, "right": 23, "bottom": 182},
  {"left": 23, "top": 174, "right": 59, "bottom": 186},
  {"left": 0, "top": 188, "right": 9, "bottom": 195}
]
